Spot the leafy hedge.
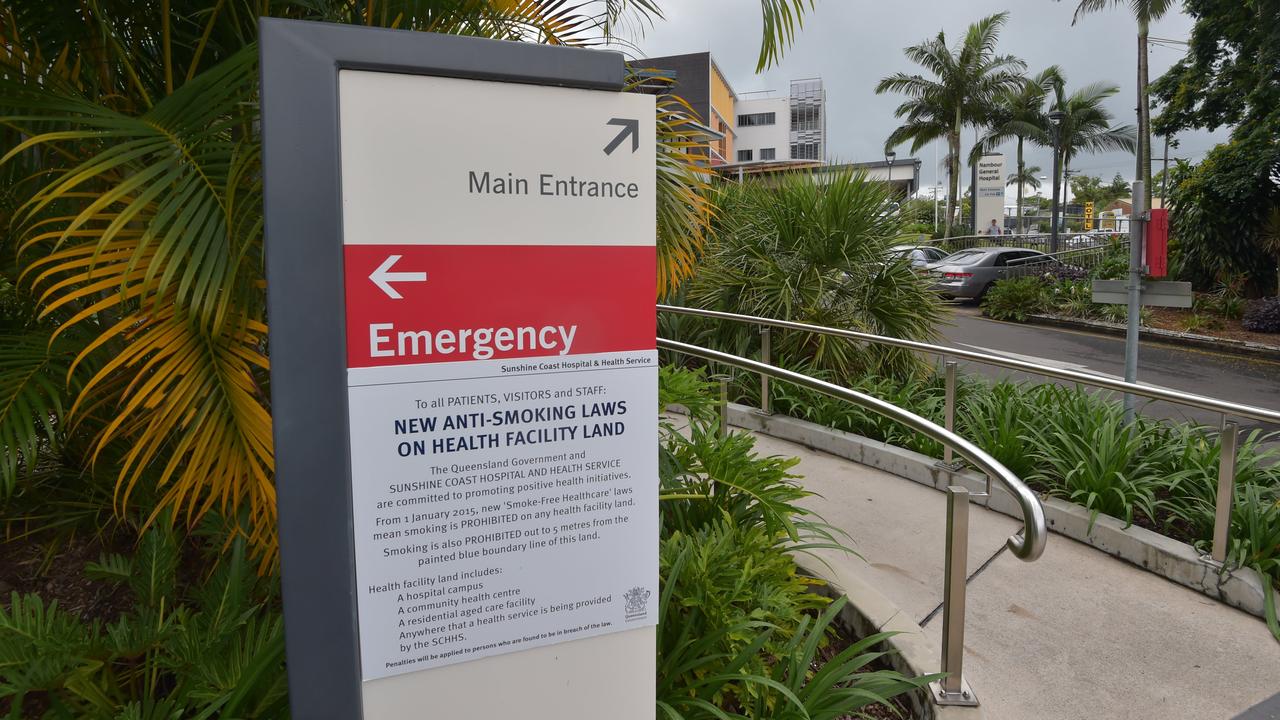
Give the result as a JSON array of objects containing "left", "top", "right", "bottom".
[
  {"left": 1168, "top": 128, "right": 1280, "bottom": 297},
  {"left": 0, "top": 530, "right": 288, "bottom": 718},
  {"left": 980, "top": 276, "right": 1050, "bottom": 321},
  {"left": 656, "top": 367, "right": 927, "bottom": 718},
  {"left": 728, "top": 372, "right": 1280, "bottom": 640}
]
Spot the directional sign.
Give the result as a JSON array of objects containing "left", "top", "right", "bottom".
[
  {"left": 603, "top": 117, "right": 640, "bottom": 155},
  {"left": 369, "top": 255, "right": 428, "bottom": 299},
  {"left": 341, "top": 68, "right": 656, "bottom": 707},
  {"left": 261, "top": 21, "right": 656, "bottom": 720},
  {"left": 1091, "top": 279, "right": 1192, "bottom": 308}
]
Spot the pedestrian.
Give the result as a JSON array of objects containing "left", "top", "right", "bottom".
[{"left": 986, "top": 218, "right": 1002, "bottom": 236}]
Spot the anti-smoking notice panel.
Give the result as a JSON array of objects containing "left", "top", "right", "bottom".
[{"left": 338, "top": 70, "right": 657, "bottom": 684}]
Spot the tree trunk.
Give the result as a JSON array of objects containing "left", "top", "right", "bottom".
[
  {"left": 1138, "top": 21, "right": 1153, "bottom": 211},
  {"left": 945, "top": 126, "right": 959, "bottom": 238},
  {"left": 970, "top": 128, "right": 979, "bottom": 235},
  {"left": 1015, "top": 137, "right": 1025, "bottom": 235}
]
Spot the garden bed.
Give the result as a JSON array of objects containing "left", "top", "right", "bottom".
[
  {"left": 1145, "top": 307, "right": 1280, "bottom": 345},
  {"left": 981, "top": 275, "right": 1280, "bottom": 357}
]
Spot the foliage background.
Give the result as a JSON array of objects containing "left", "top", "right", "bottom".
[{"left": 0, "top": 0, "right": 786, "bottom": 564}]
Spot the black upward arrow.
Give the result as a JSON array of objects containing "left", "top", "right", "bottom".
[{"left": 603, "top": 117, "right": 639, "bottom": 155}]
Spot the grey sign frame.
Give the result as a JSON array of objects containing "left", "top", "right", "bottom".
[
  {"left": 259, "top": 18, "right": 625, "bottom": 718},
  {"left": 1091, "top": 279, "right": 1193, "bottom": 308}
]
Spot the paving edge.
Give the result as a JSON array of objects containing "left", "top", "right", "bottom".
[
  {"left": 727, "top": 403, "right": 1280, "bottom": 622},
  {"left": 797, "top": 561, "right": 985, "bottom": 720},
  {"left": 1024, "top": 313, "right": 1280, "bottom": 362}
]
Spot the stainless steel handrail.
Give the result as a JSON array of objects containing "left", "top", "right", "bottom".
[
  {"left": 658, "top": 304, "right": 1280, "bottom": 426},
  {"left": 661, "top": 338, "right": 1046, "bottom": 705},
  {"left": 660, "top": 338, "right": 1048, "bottom": 561}
]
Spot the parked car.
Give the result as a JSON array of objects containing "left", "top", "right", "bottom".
[
  {"left": 924, "top": 246, "right": 1067, "bottom": 300},
  {"left": 886, "top": 244, "right": 948, "bottom": 268},
  {"left": 1066, "top": 234, "right": 1103, "bottom": 249}
]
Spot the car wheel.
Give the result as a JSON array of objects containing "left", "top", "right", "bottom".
[{"left": 972, "top": 283, "right": 992, "bottom": 303}]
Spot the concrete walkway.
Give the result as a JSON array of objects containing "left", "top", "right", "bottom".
[{"left": 748, "top": 432, "right": 1280, "bottom": 720}]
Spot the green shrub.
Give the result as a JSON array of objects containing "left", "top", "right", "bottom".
[
  {"left": 1024, "top": 387, "right": 1169, "bottom": 529},
  {"left": 1090, "top": 241, "right": 1131, "bottom": 280},
  {"left": 1169, "top": 131, "right": 1280, "bottom": 297},
  {"left": 1180, "top": 313, "right": 1223, "bottom": 333},
  {"left": 956, "top": 382, "right": 1040, "bottom": 479},
  {"left": 981, "top": 276, "right": 1049, "bottom": 322},
  {"left": 1049, "top": 280, "right": 1101, "bottom": 319},
  {"left": 656, "top": 367, "right": 918, "bottom": 717},
  {"left": 683, "top": 170, "right": 942, "bottom": 380},
  {"left": 761, "top": 373, "right": 948, "bottom": 458},
  {"left": 658, "top": 522, "right": 829, "bottom": 708},
  {"left": 1155, "top": 426, "right": 1280, "bottom": 542},
  {"left": 0, "top": 529, "right": 287, "bottom": 719}
]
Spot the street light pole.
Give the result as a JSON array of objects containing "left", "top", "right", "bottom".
[
  {"left": 933, "top": 185, "right": 940, "bottom": 233},
  {"left": 886, "top": 150, "right": 896, "bottom": 198},
  {"left": 1062, "top": 168, "right": 1075, "bottom": 232},
  {"left": 1049, "top": 110, "right": 1065, "bottom": 254}
]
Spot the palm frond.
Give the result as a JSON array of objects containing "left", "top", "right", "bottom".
[
  {"left": 3, "top": 47, "right": 261, "bottom": 334},
  {"left": 755, "top": 0, "right": 814, "bottom": 71},
  {"left": 0, "top": 327, "right": 79, "bottom": 496}
]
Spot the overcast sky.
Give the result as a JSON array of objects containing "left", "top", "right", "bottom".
[{"left": 615, "top": 1, "right": 1226, "bottom": 200}]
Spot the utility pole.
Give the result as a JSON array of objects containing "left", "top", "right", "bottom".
[
  {"left": 1123, "top": 180, "right": 1146, "bottom": 423},
  {"left": 1160, "top": 135, "right": 1171, "bottom": 204}
]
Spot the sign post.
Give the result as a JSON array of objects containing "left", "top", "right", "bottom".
[{"left": 261, "top": 19, "right": 657, "bottom": 719}]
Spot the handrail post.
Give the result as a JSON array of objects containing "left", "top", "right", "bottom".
[
  {"left": 943, "top": 361, "right": 957, "bottom": 467},
  {"left": 715, "top": 374, "right": 731, "bottom": 439},
  {"left": 1210, "top": 420, "right": 1238, "bottom": 564},
  {"left": 759, "top": 327, "right": 772, "bottom": 415},
  {"left": 932, "top": 485, "right": 978, "bottom": 706}
]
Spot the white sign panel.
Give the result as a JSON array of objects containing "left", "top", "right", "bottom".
[
  {"left": 338, "top": 70, "right": 656, "bottom": 714},
  {"left": 975, "top": 154, "right": 1006, "bottom": 232}
]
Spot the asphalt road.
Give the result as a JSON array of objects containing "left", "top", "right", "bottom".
[{"left": 935, "top": 305, "right": 1280, "bottom": 437}]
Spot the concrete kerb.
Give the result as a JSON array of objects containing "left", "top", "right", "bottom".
[
  {"left": 800, "top": 563, "right": 984, "bottom": 720},
  {"left": 726, "top": 403, "right": 1280, "bottom": 622},
  {"left": 1026, "top": 312, "right": 1280, "bottom": 362}
]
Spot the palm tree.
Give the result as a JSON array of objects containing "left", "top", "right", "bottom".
[
  {"left": 1042, "top": 80, "right": 1137, "bottom": 245},
  {"left": 1050, "top": 81, "right": 1139, "bottom": 190},
  {"left": 877, "top": 12, "right": 1026, "bottom": 238},
  {"left": 687, "top": 170, "right": 942, "bottom": 380},
  {"left": 0, "top": 0, "right": 812, "bottom": 564},
  {"left": 1007, "top": 165, "right": 1043, "bottom": 231},
  {"left": 978, "top": 68, "right": 1061, "bottom": 234},
  {"left": 1064, "top": 0, "right": 1178, "bottom": 210}
]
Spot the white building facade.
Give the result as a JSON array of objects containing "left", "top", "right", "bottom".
[
  {"left": 733, "top": 96, "right": 788, "bottom": 163},
  {"left": 731, "top": 78, "right": 826, "bottom": 166}
]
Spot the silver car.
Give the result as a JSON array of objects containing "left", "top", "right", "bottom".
[
  {"left": 887, "top": 244, "right": 948, "bottom": 268},
  {"left": 925, "top": 246, "right": 1062, "bottom": 300}
]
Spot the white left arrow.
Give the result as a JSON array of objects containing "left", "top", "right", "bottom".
[{"left": 369, "top": 255, "right": 427, "bottom": 299}]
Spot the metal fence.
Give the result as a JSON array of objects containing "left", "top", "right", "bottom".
[
  {"left": 658, "top": 305, "right": 1280, "bottom": 570},
  {"left": 904, "top": 232, "right": 1128, "bottom": 276}
]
